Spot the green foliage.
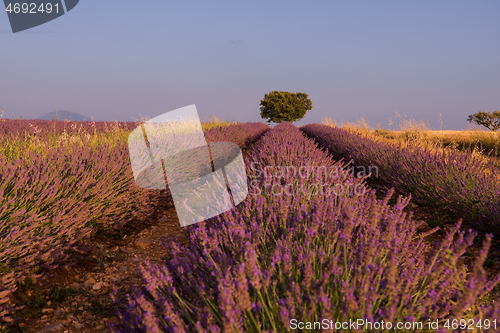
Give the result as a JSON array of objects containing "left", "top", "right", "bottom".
[
  {"left": 259, "top": 91, "right": 312, "bottom": 124},
  {"left": 467, "top": 110, "right": 500, "bottom": 131}
]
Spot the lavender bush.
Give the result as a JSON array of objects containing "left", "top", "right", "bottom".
[
  {"left": 111, "top": 123, "right": 500, "bottom": 333},
  {"left": 0, "top": 143, "right": 154, "bottom": 328},
  {"left": 203, "top": 123, "right": 269, "bottom": 151},
  {"left": 0, "top": 122, "right": 269, "bottom": 330},
  {"left": 301, "top": 123, "right": 500, "bottom": 237}
]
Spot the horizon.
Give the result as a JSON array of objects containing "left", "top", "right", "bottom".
[
  {"left": 1, "top": 1, "right": 499, "bottom": 130},
  {"left": 1, "top": 110, "right": 496, "bottom": 132}
]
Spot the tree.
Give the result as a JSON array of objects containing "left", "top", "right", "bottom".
[
  {"left": 259, "top": 91, "right": 312, "bottom": 124},
  {"left": 467, "top": 111, "right": 500, "bottom": 131}
]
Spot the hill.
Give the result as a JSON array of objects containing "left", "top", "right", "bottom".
[{"left": 37, "top": 111, "right": 92, "bottom": 121}]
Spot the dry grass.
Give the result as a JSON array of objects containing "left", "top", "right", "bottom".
[
  {"left": 201, "top": 115, "right": 237, "bottom": 129},
  {"left": 321, "top": 116, "right": 373, "bottom": 135},
  {"left": 320, "top": 115, "right": 500, "bottom": 164},
  {"left": 131, "top": 113, "right": 236, "bottom": 128}
]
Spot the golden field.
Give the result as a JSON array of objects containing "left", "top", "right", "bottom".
[{"left": 321, "top": 117, "right": 500, "bottom": 162}]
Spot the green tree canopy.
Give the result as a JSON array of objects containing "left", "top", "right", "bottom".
[
  {"left": 259, "top": 91, "right": 312, "bottom": 124},
  {"left": 467, "top": 111, "right": 500, "bottom": 131}
]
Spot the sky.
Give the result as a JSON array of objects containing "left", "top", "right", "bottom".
[{"left": 0, "top": 0, "right": 499, "bottom": 129}]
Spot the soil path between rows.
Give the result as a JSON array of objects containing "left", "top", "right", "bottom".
[{"left": 13, "top": 199, "right": 186, "bottom": 333}]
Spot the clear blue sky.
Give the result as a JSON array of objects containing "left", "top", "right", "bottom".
[{"left": 1, "top": 0, "right": 499, "bottom": 129}]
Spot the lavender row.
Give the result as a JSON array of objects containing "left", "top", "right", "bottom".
[
  {"left": 301, "top": 123, "right": 500, "bottom": 237},
  {"left": 0, "top": 143, "right": 155, "bottom": 329},
  {"left": 203, "top": 122, "right": 269, "bottom": 150},
  {"left": 0, "top": 122, "right": 269, "bottom": 329},
  {"left": 111, "top": 123, "right": 500, "bottom": 333},
  {"left": 149, "top": 122, "right": 270, "bottom": 194}
]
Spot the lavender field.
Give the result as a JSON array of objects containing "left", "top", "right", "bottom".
[
  {"left": 107, "top": 123, "right": 500, "bottom": 333},
  {"left": 1, "top": 120, "right": 500, "bottom": 332},
  {"left": 301, "top": 124, "right": 500, "bottom": 236}
]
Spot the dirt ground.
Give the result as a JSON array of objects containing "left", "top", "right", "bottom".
[{"left": 9, "top": 191, "right": 188, "bottom": 333}]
